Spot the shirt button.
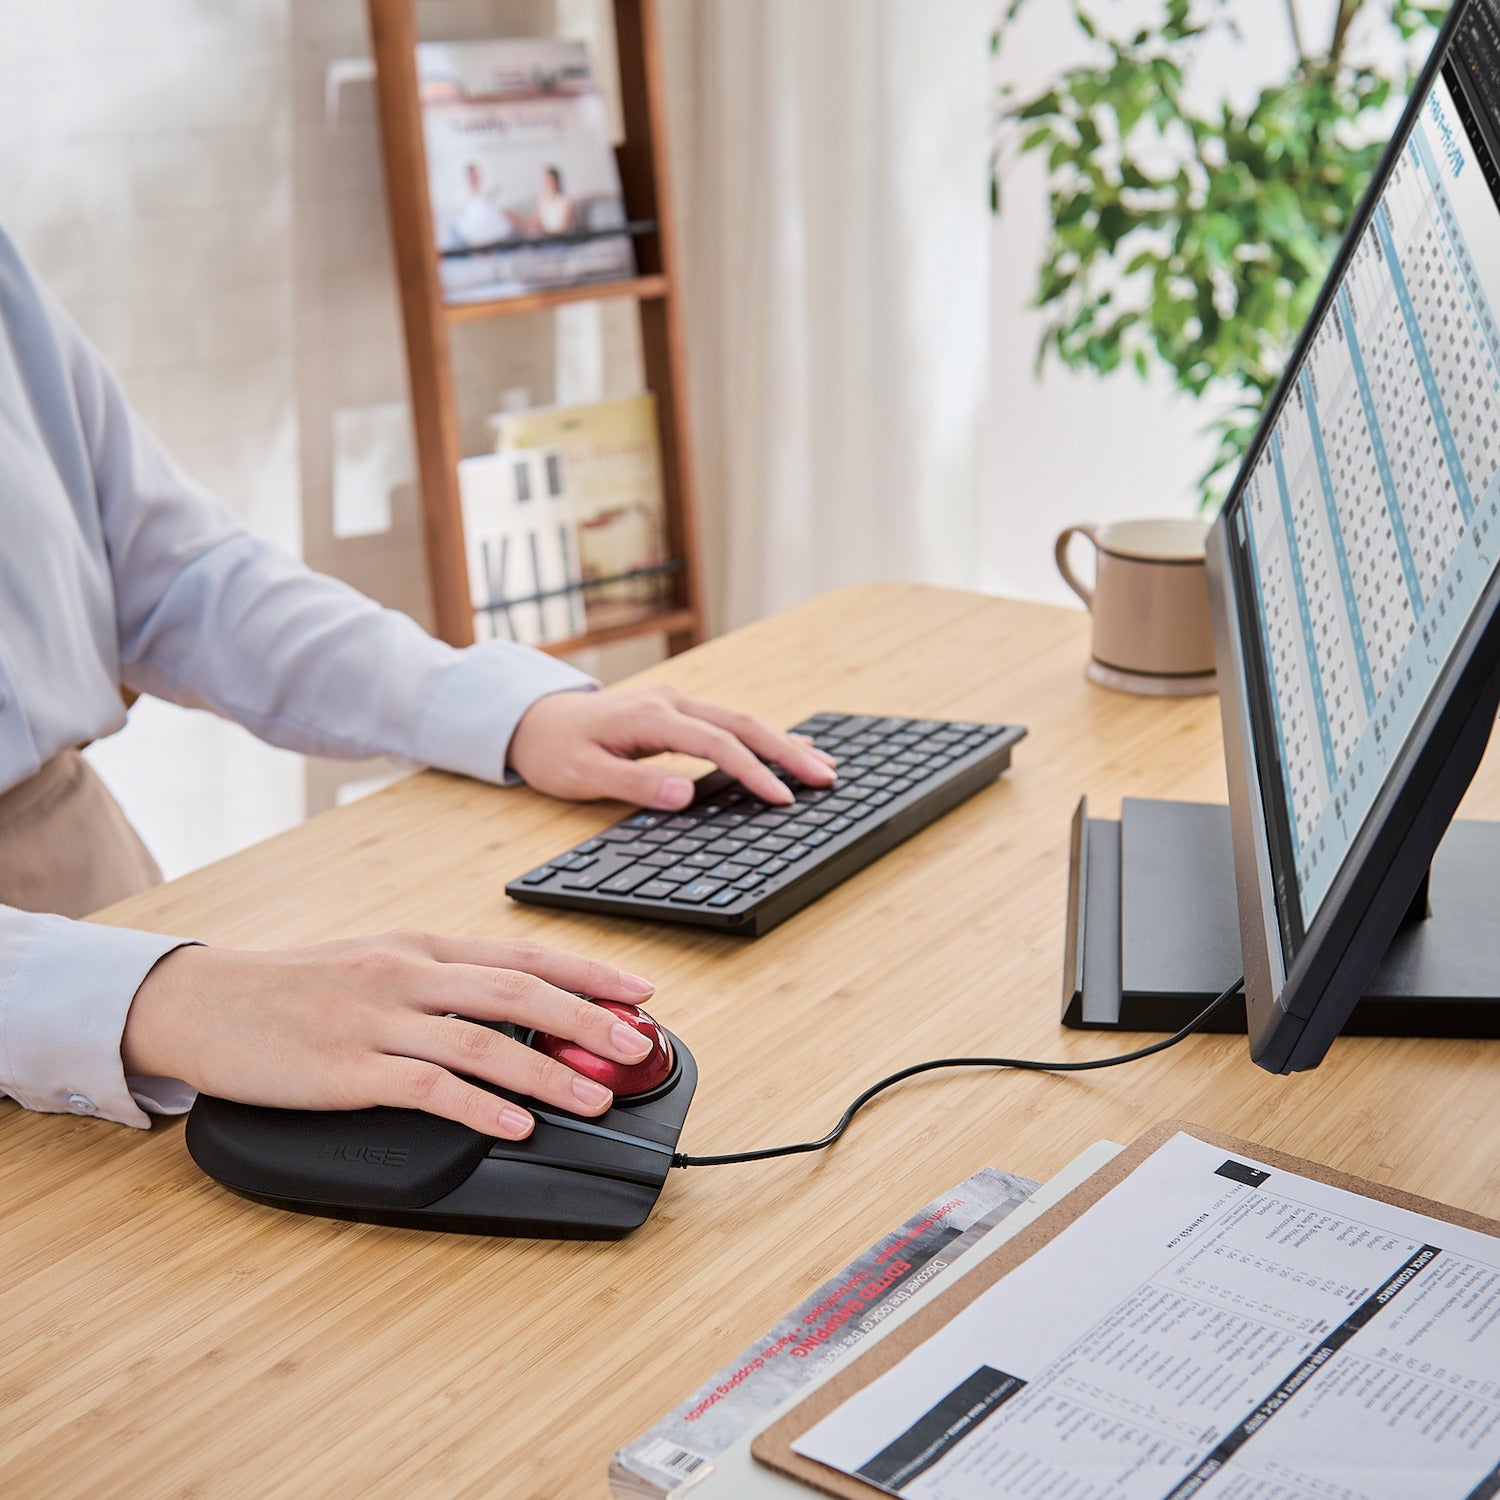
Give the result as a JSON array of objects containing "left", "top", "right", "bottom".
[{"left": 67, "top": 1093, "right": 96, "bottom": 1114}]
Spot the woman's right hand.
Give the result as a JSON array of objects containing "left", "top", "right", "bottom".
[{"left": 120, "top": 931, "right": 659, "bottom": 1138}]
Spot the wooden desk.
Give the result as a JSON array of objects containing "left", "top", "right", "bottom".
[{"left": 6, "top": 583, "right": 1500, "bottom": 1498}]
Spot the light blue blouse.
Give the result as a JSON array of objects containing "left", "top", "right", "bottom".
[{"left": 0, "top": 228, "right": 590, "bottom": 1127}]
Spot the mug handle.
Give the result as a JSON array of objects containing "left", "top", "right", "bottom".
[{"left": 1054, "top": 524, "right": 1099, "bottom": 608}]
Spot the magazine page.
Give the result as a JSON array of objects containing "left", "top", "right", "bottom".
[
  {"left": 492, "top": 394, "right": 669, "bottom": 614},
  {"left": 417, "top": 38, "right": 635, "bottom": 303},
  {"left": 610, "top": 1168, "right": 1041, "bottom": 1500}
]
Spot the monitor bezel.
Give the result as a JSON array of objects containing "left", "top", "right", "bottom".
[{"left": 1207, "top": 0, "right": 1500, "bottom": 1072}]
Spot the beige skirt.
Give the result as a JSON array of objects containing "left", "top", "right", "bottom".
[{"left": 0, "top": 750, "right": 162, "bottom": 918}]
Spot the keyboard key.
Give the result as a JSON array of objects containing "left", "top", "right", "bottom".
[
  {"left": 827, "top": 816, "right": 852, "bottom": 833},
  {"left": 597, "top": 826, "right": 643, "bottom": 843},
  {"left": 867, "top": 791, "right": 894, "bottom": 808},
  {"left": 624, "top": 812, "right": 665, "bottom": 829},
  {"left": 575, "top": 838, "right": 604, "bottom": 855},
  {"left": 553, "top": 853, "right": 596, "bottom": 872},
  {"left": 683, "top": 852, "right": 719, "bottom": 869},
  {"left": 662, "top": 837, "right": 708, "bottom": 855},
  {"left": 635, "top": 880, "right": 679, "bottom": 901},
  {"left": 734, "top": 848, "right": 772, "bottom": 867},
  {"left": 562, "top": 865, "right": 618, "bottom": 890},
  {"left": 733, "top": 872, "right": 767, "bottom": 890},
  {"left": 670, "top": 879, "right": 726, "bottom": 904},
  {"left": 708, "top": 889, "right": 741, "bottom": 907},
  {"left": 782, "top": 843, "right": 811, "bottom": 861},
  {"left": 641, "top": 829, "right": 677, "bottom": 845},
  {"left": 665, "top": 816, "right": 698, "bottom": 831},
  {"left": 642, "top": 850, "right": 677, "bottom": 867},
  {"left": 709, "top": 862, "right": 750, "bottom": 880},
  {"left": 804, "top": 830, "right": 832, "bottom": 847},
  {"left": 801, "top": 810, "right": 836, "bottom": 826},
  {"left": 601, "top": 868, "right": 655, "bottom": 895},
  {"left": 520, "top": 867, "right": 556, "bottom": 884},
  {"left": 756, "top": 835, "right": 794, "bottom": 853},
  {"left": 705, "top": 838, "right": 742, "bottom": 856},
  {"left": 760, "top": 858, "right": 789, "bottom": 876}
]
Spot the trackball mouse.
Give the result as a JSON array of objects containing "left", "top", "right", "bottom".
[{"left": 185, "top": 999, "right": 696, "bottom": 1238}]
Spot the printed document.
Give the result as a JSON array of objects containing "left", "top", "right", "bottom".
[{"left": 793, "top": 1131, "right": 1500, "bottom": 1499}]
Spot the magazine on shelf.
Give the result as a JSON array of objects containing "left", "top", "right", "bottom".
[
  {"left": 417, "top": 37, "right": 636, "bottom": 304},
  {"left": 490, "top": 393, "right": 670, "bottom": 615},
  {"left": 608, "top": 1167, "right": 1041, "bottom": 1500},
  {"left": 458, "top": 446, "right": 585, "bottom": 645}
]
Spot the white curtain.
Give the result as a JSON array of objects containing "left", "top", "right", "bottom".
[{"left": 682, "top": 0, "right": 994, "bottom": 631}]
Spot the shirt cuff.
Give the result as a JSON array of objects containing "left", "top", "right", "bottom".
[
  {"left": 0, "top": 916, "right": 195, "bottom": 1128},
  {"left": 413, "top": 638, "right": 596, "bottom": 786}
]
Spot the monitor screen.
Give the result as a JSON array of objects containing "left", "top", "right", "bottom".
[{"left": 1222, "top": 8, "right": 1500, "bottom": 968}]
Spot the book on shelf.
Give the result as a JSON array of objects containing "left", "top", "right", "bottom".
[
  {"left": 489, "top": 393, "right": 671, "bottom": 620},
  {"left": 417, "top": 37, "right": 637, "bottom": 305},
  {"left": 458, "top": 447, "right": 586, "bottom": 645}
]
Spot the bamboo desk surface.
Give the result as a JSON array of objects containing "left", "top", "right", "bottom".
[{"left": 5, "top": 583, "right": 1500, "bottom": 1498}]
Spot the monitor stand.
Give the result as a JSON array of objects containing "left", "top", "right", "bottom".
[{"left": 1061, "top": 796, "right": 1500, "bottom": 1036}]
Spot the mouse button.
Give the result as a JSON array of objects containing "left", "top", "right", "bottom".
[
  {"left": 599, "top": 1109, "right": 678, "bottom": 1147},
  {"left": 485, "top": 1116, "right": 669, "bottom": 1188},
  {"left": 440, "top": 1158, "right": 660, "bottom": 1236}
]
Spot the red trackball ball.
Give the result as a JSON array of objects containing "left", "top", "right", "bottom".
[{"left": 533, "top": 1000, "right": 674, "bottom": 1099}]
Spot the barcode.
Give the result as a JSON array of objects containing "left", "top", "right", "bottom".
[{"left": 636, "top": 1437, "right": 713, "bottom": 1489}]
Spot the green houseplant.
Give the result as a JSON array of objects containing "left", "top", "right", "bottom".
[{"left": 993, "top": 0, "right": 1446, "bottom": 508}]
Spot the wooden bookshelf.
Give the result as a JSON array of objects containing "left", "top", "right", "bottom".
[
  {"left": 366, "top": 0, "right": 705, "bottom": 655},
  {"left": 443, "top": 273, "right": 669, "bottom": 325}
]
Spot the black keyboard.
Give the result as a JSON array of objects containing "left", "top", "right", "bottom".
[{"left": 506, "top": 713, "right": 1026, "bottom": 936}]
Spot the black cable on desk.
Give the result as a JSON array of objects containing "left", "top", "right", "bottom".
[{"left": 672, "top": 975, "right": 1245, "bottom": 1169}]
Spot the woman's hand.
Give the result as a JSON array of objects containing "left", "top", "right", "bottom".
[
  {"left": 121, "top": 931, "right": 662, "bottom": 1138},
  {"left": 507, "top": 684, "right": 837, "bottom": 809}
]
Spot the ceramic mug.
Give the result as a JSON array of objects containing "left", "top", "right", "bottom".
[{"left": 1054, "top": 517, "right": 1216, "bottom": 695}]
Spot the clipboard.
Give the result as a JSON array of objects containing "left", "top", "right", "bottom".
[{"left": 751, "top": 1119, "right": 1500, "bottom": 1498}]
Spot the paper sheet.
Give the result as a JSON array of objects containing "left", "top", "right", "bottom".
[{"left": 794, "top": 1131, "right": 1500, "bottom": 1499}]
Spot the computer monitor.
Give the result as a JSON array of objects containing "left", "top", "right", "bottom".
[{"left": 1207, "top": 0, "right": 1500, "bottom": 1072}]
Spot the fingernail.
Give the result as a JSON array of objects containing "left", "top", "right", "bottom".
[
  {"left": 573, "top": 1076, "right": 612, "bottom": 1109},
  {"left": 620, "top": 971, "right": 656, "bottom": 997},
  {"left": 498, "top": 1103, "right": 533, "bottom": 1137},
  {"left": 658, "top": 774, "right": 694, "bottom": 808},
  {"left": 612, "top": 1021, "right": 653, "bottom": 1058}
]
